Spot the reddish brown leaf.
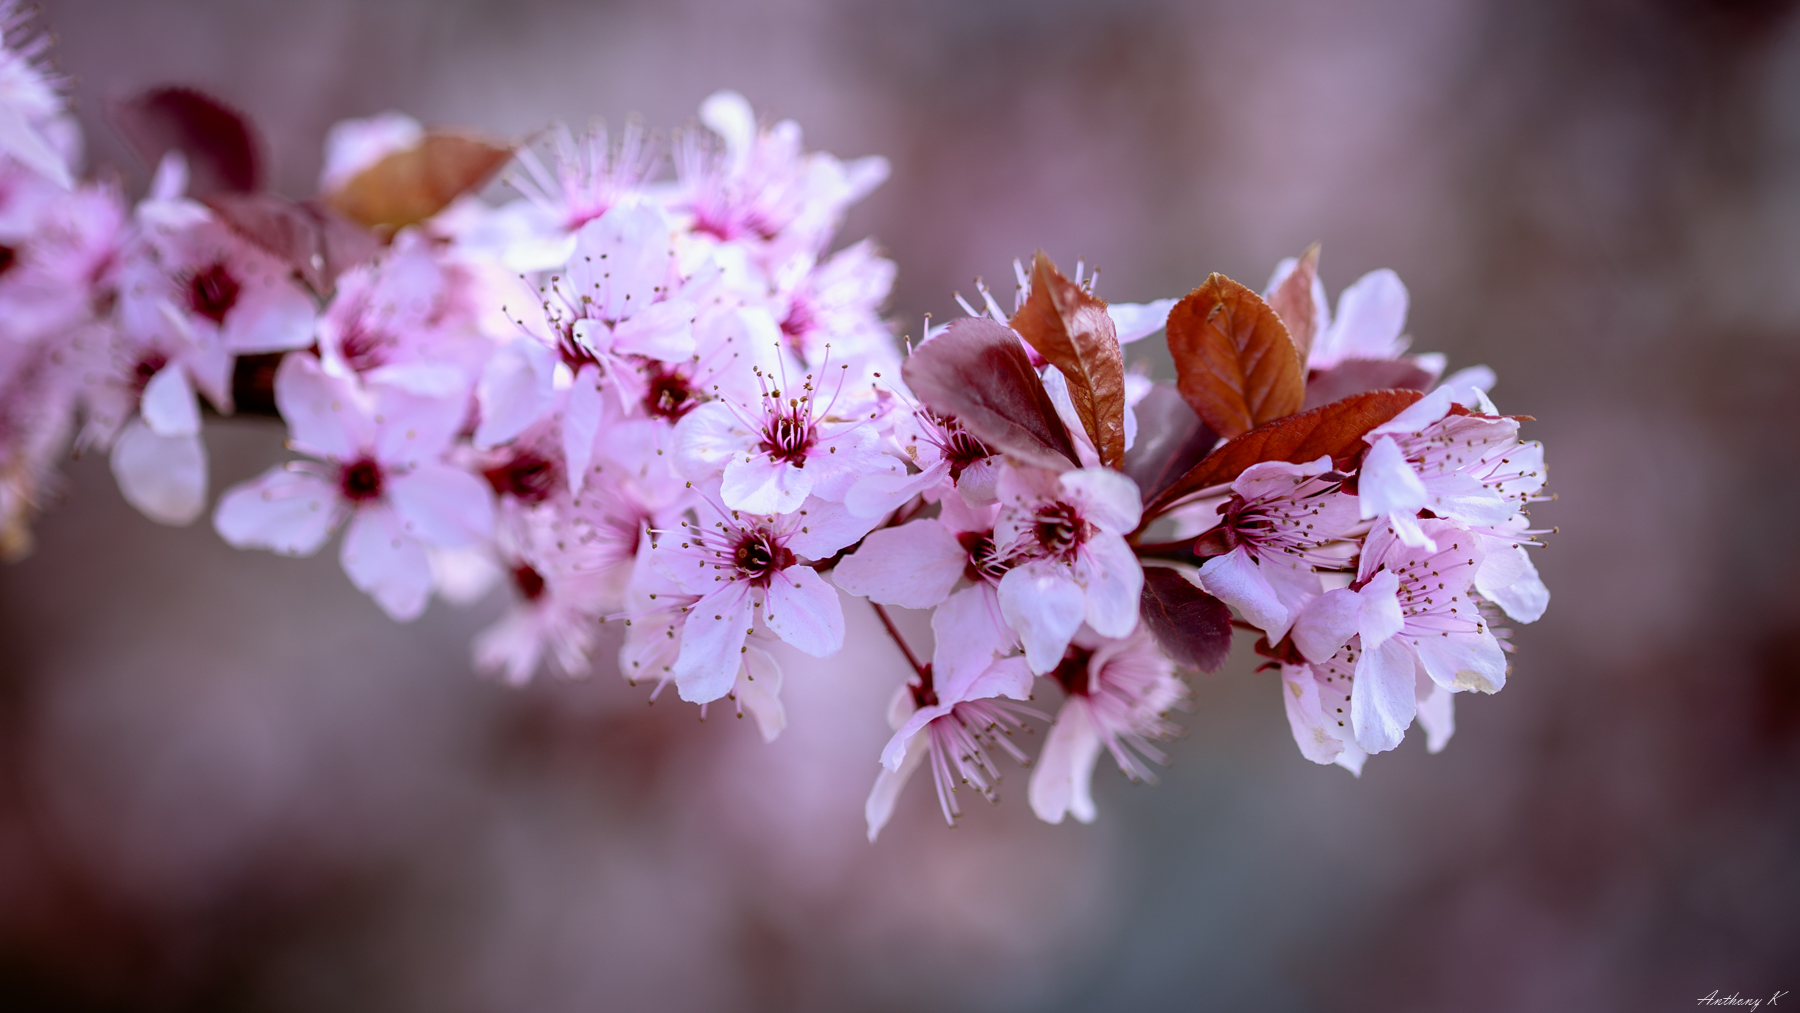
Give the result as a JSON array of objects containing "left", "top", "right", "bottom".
[
  {"left": 1140, "top": 567, "right": 1233, "bottom": 673},
  {"left": 1008, "top": 252, "right": 1127, "bottom": 468},
  {"left": 203, "top": 193, "right": 378, "bottom": 298},
  {"left": 1167, "top": 273, "right": 1305, "bottom": 440},
  {"left": 1143, "top": 388, "right": 1423, "bottom": 518},
  {"left": 1123, "top": 382, "right": 1218, "bottom": 503},
  {"left": 1302, "top": 357, "right": 1435, "bottom": 410},
  {"left": 901, "top": 317, "right": 1080, "bottom": 472},
  {"left": 323, "top": 132, "right": 512, "bottom": 232},
  {"left": 1267, "top": 243, "right": 1321, "bottom": 363},
  {"left": 111, "top": 86, "right": 262, "bottom": 195}
]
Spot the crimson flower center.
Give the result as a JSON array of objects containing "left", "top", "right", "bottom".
[
  {"left": 641, "top": 361, "right": 700, "bottom": 422},
  {"left": 758, "top": 401, "right": 814, "bottom": 466},
  {"left": 511, "top": 563, "right": 547, "bottom": 602},
  {"left": 482, "top": 450, "right": 559, "bottom": 505},
  {"left": 731, "top": 530, "right": 795, "bottom": 586},
  {"left": 1033, "top": 502, "right": 1087, "bottom": 558},
  {"left": 339, "top": 457, "right": 385, "bottom": 503},
  {"left": 187, "top": 262, "right": 240, "bottom": 325}
]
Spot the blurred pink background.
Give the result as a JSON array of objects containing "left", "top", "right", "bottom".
[{"left": 3, "top": 0, "right": 1799, "bottom": 1009}]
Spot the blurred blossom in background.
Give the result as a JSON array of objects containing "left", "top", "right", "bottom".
[{"left": 4, "top": 0, "right": 1800, "bottom": 1009}]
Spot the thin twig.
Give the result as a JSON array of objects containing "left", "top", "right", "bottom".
[{"left": 870, "top": 601, "right": 928, "bottom": 680}]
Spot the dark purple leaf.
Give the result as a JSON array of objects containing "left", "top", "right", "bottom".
[
  {"left": 203, "top": 193, "right": 377, "bottom": 298},
  {"left": 902, "top": 317, "right": 1080, "bottom": 472},
  {"left": 111, "top": 86, "right": 262, "bottom": 195},
  {"left": 1124, "top": 382, "right": 1217, "bottom": 502},
  {"left": 1140, "top": 567, "right": 1233, "bottom": 673},
  {"left": 1303, "top": 358, "right": 1436, "bottom": 410}
]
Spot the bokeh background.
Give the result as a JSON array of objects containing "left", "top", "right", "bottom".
[{"left": 3, "top": 0, "right": 1799, "bottom": 1009}]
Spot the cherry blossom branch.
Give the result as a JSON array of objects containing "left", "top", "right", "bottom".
[{"left": 869, "top": 601, "right": 929, "bottom": 682}]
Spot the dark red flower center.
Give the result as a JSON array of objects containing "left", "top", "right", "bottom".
[
  {"left": 942, "top": 425, "right": 991, "bottom": 482},
  {"left": 482, "top": 450, "right": 560, "bottom": 505},
  {"left": 130, "top": 351, "right": 170, "bottom": 395},
  {"left": 641, "top": 360, "right": 700, "bottom": 422},
  {"left": 512, "top": 563, "right": 547, "bottom": 602},
  {"left": 0, "top": 245, "right": 17, "bottom": 278},
  {"left": 958, "top": 531, "right": 1011, "bottom": 584},
  {"left": 1033, "top": 502, "right": 1087, "bottom": 558},
  {"left": 1051, "top": 647, "right": 1095, "bottom": 697},
  {"left": 186, "top": 262, "right": 240, "bottom": 325},
  {"left": 339, "top": 457, "right": 385, "bottom": 503},
  {"left": 339, "top": 319, "right": 392, "bottom": 373},
  {"left": 758, "top": 399, "right": 814, "bottom": 466},
  {"left": 732, "top": 530, "right": 795, "bottom": 586}
]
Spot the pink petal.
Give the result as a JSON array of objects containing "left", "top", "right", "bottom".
[
  {"left": 1028, "top": 699, "right": 1101, "bottom": 825},
  {"left": 1058, "top": 467, "right": 1142, "bottom": 533},
  {"left": 1279, "top": 664, "right": 1344, "bottom": 765},
  {"left": 721, "top": 454, "right": 812, "bottom": 514},
  {"left": 1413, "top": 628, "right": 1508, "bottom": 694},
  {"left": 140, "top": 364, "right": 200, "bottom": 437},
  {"left": 1074, "top": 533, "right": 1145, "bottom": 639},
  {"left": 1357, "top": 436, "right": 1427, "bottom": 521},
  {"left": 474, "top": 342, "right": 555, "bottom": 449},
  {"left": 339, "top": 505, "right": 433, "bottom": 621},
  {"left": 736, "top": 647, "right": 786, "bottom": 744},
  {"left": 562, "top": 364, "right": 604, "bottom": 496},
  {"left": 372, "top": 382, "right": 469, "bottom": 469},
  {"left": 1291, "top": 587, "right": 1362, "bottom": 664},
  {"left": 865, "top": 733, "right": 927, "bottom": 842},
  {"left": 386, "top": 463, "right": 495, "bottom": 547},
  {"left": 111, "top": 421, "right": 206, "bottom": 526},
  {"left": 612, "top": 298, "right": 697, "bottom": 361},
  {"left": 998, "top": 560, "right": 1087, "bottom": 674},
  {"left": 831, "top": 519, "right": 965, "bottom": 608},
  {"left": 930, "top": 584, "right": 1017, "bottom": 691},
  {"left": 1350, "top": 636, "right": 1417, "bottom": 754},
  {"left": 1199, "top": 546, "right": 1287, "bottom": 638},
  {"left": 223, "top": 277, "right": 316, "bottom": 353},
  {"left": 274, "top": 354, "right": 372, "bottom": 461},
  {"left": 761, "top": 566, "right": 844, "bottom": 657},
  {"left": 214, "top": 467, "right": 340, "bottom": 554},
  {"left": 672, "top": 582, "right": 756, "bottom": 704}
]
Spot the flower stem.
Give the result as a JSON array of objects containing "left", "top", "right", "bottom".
[{"left": 870, "top": 601, "right": 929, "bottom": 681}]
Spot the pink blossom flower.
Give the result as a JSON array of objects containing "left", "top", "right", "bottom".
[
  {"left": 316, "top": 228, "right": 491, "bottom": 388},
  {"left": 1192, "top": 456, "right": 1361, "bottom": 642},
  {"left": 131, "top": 167, "right": 317, "bottom": 356},
  {"left": 1290, "top": 518, "right": 1506, "bottom": 754},
  {"left": 1358, "top": 390, "right": 1525, "bottom": 550},
  {"left": 674, "top": 358, "right": 897, "bottom": 515},
  {"left": 991, "top": 464, "right": 1144, "bottom": 673},
  {"left": 1029, "top": 627, "right": 1187, "bottom": 824},
  {"left": 675, "top": 90, "right": 889, "bottom": 269},
  {"left": 214, "top": 355, "right": 495, "bottom": 621},
  {"left": 842, "top": 406, "right": 997, "bottom": 518},
  {"left": 0, "top": 2, "right": 76, "bottom": 189},
  {"left": 1277, "top": 646, "right": 1455, "bottom": 775},
  {"left": 620, "top": 536, "right": 787, "bottom": 741},
  {"left": 832, "top": 493, "right": 1019, "bottom": 687},
  {"left": 864, "top": 654, "right": 1038, "bottom": 841},
  {"left": 770, "top": 238, "right": 896, "bottom": 368},
  {"left": 649, "top": 493, "right": 873, "bottom": 703}
]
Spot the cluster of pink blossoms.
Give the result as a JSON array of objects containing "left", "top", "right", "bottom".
[{"left": 0, "top": 9, "right": 1551, "bottom": 839}]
